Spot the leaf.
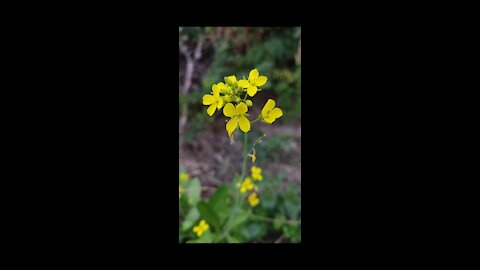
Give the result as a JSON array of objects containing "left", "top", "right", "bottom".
[
  {"left": 187, "top": 231, "right": 214, "bottom": 244},
  {"left": 181, "top": 207, "right": 200, "bottom": 231},
  {"left": 187, "top": 178, "right": 201, "bottom": 206},
  {"left": 197, "top": 201, "right": 220, "bottom": 231},
  {"left": 231, "top": 208, "right": 250, "bottom": 229},
  {"left": 208, "top": 185, "right": 229, "bottom": 223}
]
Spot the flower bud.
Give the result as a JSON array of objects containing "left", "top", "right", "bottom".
[
  {"left": 245, "top": 100, "right": 253, "bottom": 106},
  {"left": 235, "top": 97, "right": 242, "bottom": 103}
]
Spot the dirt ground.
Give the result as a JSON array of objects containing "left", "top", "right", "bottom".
[{"left": 179, "top": 118, "right": 301, "bottom": 197}]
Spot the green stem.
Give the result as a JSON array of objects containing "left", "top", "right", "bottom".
[{"left": 217, "top": 132, "right": 249, "bottom": 243}]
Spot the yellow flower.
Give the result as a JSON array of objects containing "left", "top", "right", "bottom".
[
  {"left": 193, "top": 220, "right": 209, "bottom": 237},
  {"left": 251, "top": 166, "right": 263, "bottom": 181},
  {"left": 225, "top": 75, "right": 237, "bottom": 86},
  {"left": 261, "top": 99, "right": 283, "bottom": 124},
  {"left": 180, "top": 172, "right": 189, "bottom": 181},
  {"left": 179, "top": 185, "right": 183, "bottom": 199},
  {"left": 240, "top": 177, "right": 254, "bottom": 193},
  {"left": 238, "top": 68, "right": 268, "bottom": 97},
  {"left": 203, "top": 83, "right": 224, "bottom": 116},
  {"left": 223, "top": 102, "right": 251, "bottom": 139},
  {"left": 249, "top": 153, "right": 256, "bottom": 163},
  {"left": 248, "top": 193, "right": 260, "bottom": 207}
]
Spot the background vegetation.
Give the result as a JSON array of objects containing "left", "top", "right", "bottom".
[{"left": 179, "top": 27, "right": 301, "bottom": 243}]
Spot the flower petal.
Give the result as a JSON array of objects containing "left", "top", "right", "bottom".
[
  {"left": 212, "top": 84, "right": 220, "bottom": 96},
  {"left": 223, "top": 103, "right": 236, "bottom": 117},
  {"left": 247, "top": 85, "right": 257, "bottom": 97},
  {"left": 238, "top": 116, "right": 251, "bottom": 132},
  {"left": 238, "top": 79, "right": 250, "bottom": 88},
  {"left": 268, "top": 108, "right": 283, "bottom": 119},
  {"left": 255, "top": 76, "right": 267, "bottom": 87},
  {"left": 236, "top": 102, "right": 248, "bottom": 115},
  {"left": 226, "top": 75, "right": 237, "bottom": 84},
  {"left": 226, "top": 118, "right": 238, "bottom": 134},
  {"left": 216, "top": 97, "right": 224, "bottom": 109},
  {"left": 263, "top": 116, "right": 276, "bottom": 124},
  {"left": 261, "top": 99, "right": 276, "bottom": 118},
  {"left": 202, "top": 94, "right": 214, "bottom": 105},
  {"left": 207, "top": 103, "right": 216, "bottom": 116},
  {"left": 249, "top": 69, "right": 259, "bottom": 83}
]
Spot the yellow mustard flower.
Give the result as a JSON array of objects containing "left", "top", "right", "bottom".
[
  {"left": 240, "top": 177, "right": 254, "bottom": 193},
  {"left": 193, "top": 220, "right": 209, "bottom": 237},
  {"left": 179, "top": 185, "right": 183, "bottom": 199},
  {"left": 225, "top": 75, "right": 237, "bottom": 87},
  {"left": 223, "top": 102, "right": 250, "bottom": 138},
  {"left": 238, "top": 68, "right": 268, "bottom": 97},
  {"left": 203, "top": 83, "right": 224, "bottom": 116},
  {"left": 180, "top": 172, "right": 189, "bottom": 181},
  {"left": 251, "top": 166, "right": 263, "bottom": 181},
  {"left": 248, "top": 193, "right": 260, "bottom": 207},
  {"left": 261, "top": 99, "right": 283, "bottom": 124}
]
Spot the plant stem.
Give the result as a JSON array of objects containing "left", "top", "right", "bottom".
[{"left": 217, "top": 132, "right": 248, "bottom": 243}]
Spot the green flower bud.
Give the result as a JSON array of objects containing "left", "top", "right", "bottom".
[
  {"left": 235, "top": 97, "right": 242, "bottom": 103},
  {"left": 245, "top": 100, "right": 253, "bottom": 106}
]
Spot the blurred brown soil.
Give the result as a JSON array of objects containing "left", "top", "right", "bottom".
[{"left": 179, "top": 118, "right": 301, "bottom": 197}]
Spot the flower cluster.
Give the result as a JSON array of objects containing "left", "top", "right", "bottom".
[
  {"left": 193, "top": 220, "right": 209, "bottom": 237},
  {"left": 202, "top": 68, "right": 283, "bottom": 142}
]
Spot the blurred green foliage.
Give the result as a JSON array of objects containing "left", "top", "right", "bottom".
[
  {"left": 179, "top": 167, "right": 301, "bottom": 243},
  {"left": 180, "top": 27, "right": 301, "bottom": 139}
]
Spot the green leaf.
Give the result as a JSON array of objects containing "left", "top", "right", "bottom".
[
  {"left": 181, "top": 207, "right": 200, "bottom": 231},
  {"left": 187, "top": 178, "right": 201, "bottom": 206},
  {"left": 231, "top": 208, "right": 250, "bottom": 229},
  {"left": 273, "top": 214, "right": 286, "bottom": 231},
  {"left": 208, "top": 185, "right": 229, "bottom": 223},
  {"left": 197, "top": 201, "right": 220, "bottom": 231},
  {"left": 261, "top": 191, "right": 277, "bottom": 210}
]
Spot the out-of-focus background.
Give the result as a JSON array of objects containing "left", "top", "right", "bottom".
[{"left": 179, "top": 26, "right": 301, "bottom": 197}]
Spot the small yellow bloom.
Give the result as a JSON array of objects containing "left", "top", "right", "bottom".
[
  {"left": 240, "top": 177, "right": 254, "bottom": 193},
  {"left": 225, "top": 75, "right": 237, "bottom": 86},
  {"left": 180, "top": 172, "right": 189, "bottom": 181},
  {"left": 193, "top": 220, "right": 209, "bottom": 237},
  {"left": 251, "top": 166, "right": 263, "bottom": 181},
  {"left": 248, "top": 193, "right": 260, "bottom": 207},
  {"left": 203, "top": 83, "right": 225, "bottom": 116},
  {"left": 261, "top": 99, "right": 283, "bottom": 124},
  {"left": 238, "top": 68, "right": 268, "bottom": 97},
  {"left": 248, "top": 153, "right": 256, "bottom": 163},
  {"left": 179, "top": 185, "right": 183, "bottom": 199},
  {"left": 223, "top": 102, "right": 251, "bottom": 140}
]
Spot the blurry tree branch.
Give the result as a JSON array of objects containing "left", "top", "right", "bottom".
[{"left": 179, "top": 34, "right": 204, "bottom": 136}]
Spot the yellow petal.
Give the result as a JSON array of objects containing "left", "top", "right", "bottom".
[
  {"left": 207, "top": 104, "right": 216, "bottom": 116},
  {"left": 238, "top": 116, "right": 250, "bottom": 132},
  {"left": 193, "top": 226, "right": 199, "bottom": 233},
  {"left": 249, "top": 69, "right": 259, "bottom": 83},
  {"left": 216, "top": 97, "right": 224, "bottom": 109},
  {"left": 223, "top": 103, "right": 236, "bottom": 117},
  {"left": 202, "top": 94, "right": 214, "bottom": 105},
  {"left": 238, "top": 79, "right": 250, "bottom": 88},
  {"left": 226, "top": 75, "right": 237, "bottom": 84},
  {"left": 247, "top": 85, "right": 257, "bottom": 97},
  {"left": 268, "top": 108, "right": 283, "bottom": 119},
  {"left": 263, "top": 116, "right": 276, "bottom": 124},
  {"left": 255, "top": 76, "right": 267, "bottom": 87},
  {"left": 236, "top": 102, "right": 248, "bottom": 115},
  {"left": 212, "top": 84, "right": 220, "bottom": 96},
  {"left": 261, "top": 99, "right": 276, "bottom": 118},
  {"left": 226, "top": 118, "right": 238, "bottom": 134}
]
